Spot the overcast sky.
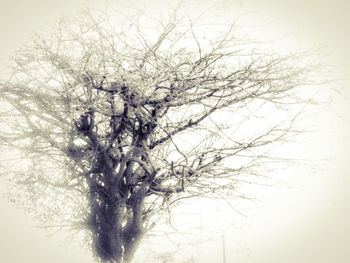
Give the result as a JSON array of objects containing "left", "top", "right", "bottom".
[{"left": 0, "top": 0, "right": 350, "bottom": 262}]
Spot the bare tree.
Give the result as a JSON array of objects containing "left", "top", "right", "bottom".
[{"left": 0, "top": 5, "right": 319, "bottom": 263}]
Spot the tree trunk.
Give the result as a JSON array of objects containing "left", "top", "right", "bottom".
[{"left": 87, "top": 178, "right": 148, "bottom": 263}]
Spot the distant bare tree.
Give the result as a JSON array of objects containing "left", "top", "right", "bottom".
[{"left": 0, "top": 5, "right": 319, "bottom": 263}]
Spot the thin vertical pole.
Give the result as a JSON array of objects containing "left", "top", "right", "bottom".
[{"left": 222, "top": 235, "right": 226, "bottom": 263}]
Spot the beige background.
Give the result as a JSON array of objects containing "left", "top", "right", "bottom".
[{"left": 0, "top": 0, "right": 349, "bottom": 262}]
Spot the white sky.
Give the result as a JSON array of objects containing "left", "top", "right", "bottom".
[{"left": 0, "top": 0, "right": 350, "bottom": 262}]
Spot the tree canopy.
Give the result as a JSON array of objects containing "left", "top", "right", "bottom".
[{"left": 0, "top": 5, "right": 319, "bottom": 263}]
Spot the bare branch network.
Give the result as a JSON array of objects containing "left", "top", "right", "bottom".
[{"left": 0, "top": 6, "right": 319, "bottom": 263}]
